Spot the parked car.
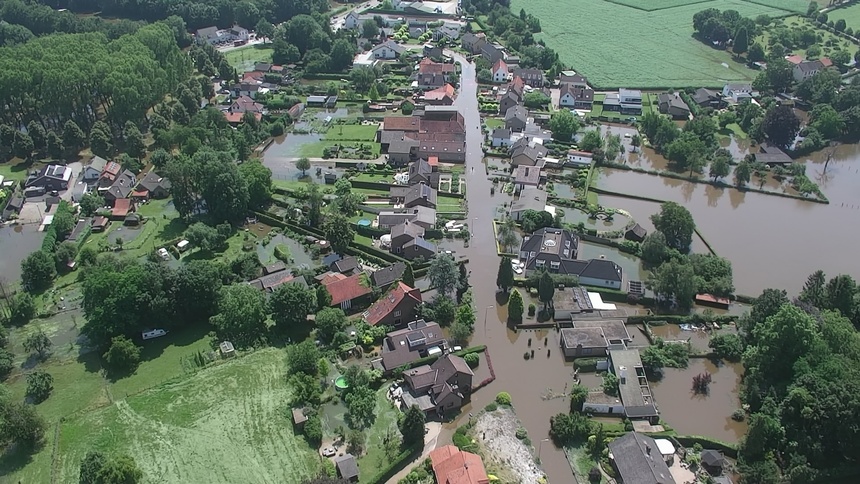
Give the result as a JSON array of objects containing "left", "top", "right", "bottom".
[{"left": 321, "top": 447, "right": 336, "bottom": 457}]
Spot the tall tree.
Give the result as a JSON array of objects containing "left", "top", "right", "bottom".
[
  {"left": 548, "top": 109, "right": 580, "bottom": 142},
  {"left": 270, "top": 283, "right": 317, "bottom": 329},
  {"left": 648, "top": 259, "right": 698, "bottom": 309},
  {"left": 21, "top": 251, "right": 57, "bottom": 292},
  {"left": 762, "top": 105, "right": 800, "bottom": 148},
  {"left": 399, "top": 404, "right": 425, "bottom": 446},
  {"left": 709, "top": 155, "right": 730, "bottom": 182},
  {"left": 27, "top": 121, "right": 46, "bottom": 151},
  {"left": 239, "top": 160, "right": 273, "bottom": 208},
  {"left": 496, "top": 256, "right": 514, "bottom": 293},
  {"left": 295, "top": 157, "right": 311, "bottom": 176},
  {"left": 428, "top": 255, "right": 459, "bottom": 298},
  {"left": 733, "top": 27, "right": 749, "bottom": 58},
  {"left": 538, "top": 271, "right": 554, "bottom": 311},
  {"left": 62, "top": 120, "right": 86, "bottom": 153},
  {"left": 734, "top": 160, "right": 752, "bottom": 187},
  {"left": 12, "top": 131, "right": 34, "bottom": 160},
  {"left": 210, "top": 284, "right": 267, "bottom": 348},
  {"left": 650, "top": 202, "right": 695, "bottom": 252},
  {"left": 314, "top": 307, "right": 347, "bottom": 343},
  {"left": 799, "top": 270, "right": 827, "bottom": 308},
  {"left": 322, "top": 212, "right": 354, "bottom": 254},
  {"left": 508, "top": 289, "right": 524, "bottom": 323}
]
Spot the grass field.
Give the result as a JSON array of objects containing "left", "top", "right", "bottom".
[
  {"left": 323, "top": 124, "right": 380, "bottom": 141},
  {"left": 757, "top": 15, "right": 857, "bottom": 57},
  {"left": 512, "top": 0, "right": 802, "bottom": 88},
  {"left": 821, "top": 3, "right": 860, "bottom": 32},
  {"left": 299, "top": 140, "right": 381, "bottom": 158},
  {"left": 224, "top": 44, "right": 275, "bottom": 72}
]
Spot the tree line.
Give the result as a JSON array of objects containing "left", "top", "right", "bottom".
[{"left": 0, "top": 0, "right": 148, "bottom": 41}]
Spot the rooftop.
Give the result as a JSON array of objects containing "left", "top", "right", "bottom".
[
  {"left": 608, "top": 433, "right": 676, "bottom": 484},
  {"left": 324, "top": 273, "right": 372, "bottom": 305},
  {"left": 573, "top": 319, "right": 631, "bottom": 342},
  {"left": 363, "top": 282, "right": 422, "bottom": 326},
  {"left": 610, "top": 348, "right": 658, "bottom": 418}
]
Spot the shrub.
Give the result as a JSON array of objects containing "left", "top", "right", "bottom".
[
  {"left": 484, "top": 402, "right": 498, "bottom": 412},
  {"left": 464, "top": 352, "right": 479, "bottom": 368},
  {"left": 102, "top": 336, "right": 141, "bottom": 375},
  {"left": 527, "top": 303, "right": 536, "bottom": 316},
  {"left": 732, "top": 409, "right": 746, "bottom": 422},
  {"left": 26, "top": 370, "right": 54, "bottom": 403},
  {"left": 303, "top": 414, "right": 322, "bottom": 446},
  {"left": 495, "top": 392, "right": 512, "bottom": 406},
  {"left": 515, "top": 427, "right": 528, "bottom": 440}
]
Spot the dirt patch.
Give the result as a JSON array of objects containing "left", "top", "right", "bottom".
[{"left": 473, "top": 407, "right": 546, "bottom": 483}]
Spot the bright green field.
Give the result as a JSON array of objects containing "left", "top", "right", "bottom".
[
  {"left": 224, "top": 44, "right": 275, "bottom": 72},
  {"left": 323, "top": 124, "right": 380, "bottom": 141},
  {"left": 512, "top": 0, "right": 802, "bottom": 88},
  {"left": 826, "top": 3, "right": 860, "bottom": 31}
]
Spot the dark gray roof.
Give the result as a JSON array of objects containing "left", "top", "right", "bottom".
[
  {"left": 505, "top": 105, "right": 528, "bottom": 123},
  {"left": 692, "top": 88, "right": 720, "bottom": 105},
  {"left": 405, "top": 183, "right": 437, "bottom": 206},
  {"left": 560, "top": 84, "right": 595, "bottom": 102},
  {"left": 520, "top": 228, "right": 578, "bottom": 260},
  {"left": 572, "top": 320, "right": 631, "bottom": 342},
  {"left": 334, "top": 454, "right": 359, "bottom": 480},
  {"left": 701, "top": 449, "right": 726, "bottom": 468},
  {"left": 382, "top": 320, "right": 445, "bottom": 370},
  {"left": 492, "top": 128, "right": 512, "bottom": 139},
  {"left": 657, "top": 93, "right": 690, "bottom": 112},
  {"left": 391, "top": 220, "right": 425, "bottom": 240},
  {"left": 579, "top": 259, "right": 623, "bottom": 282},
  {"left": 332, "top": 255, "right": 359, "bottom": 274},
  {"left": 371, "top": 262, "right": 407, "bottom": 287},
  {"left": 408, "top": 158, "right": 432, "bottom": 179},
  {"left": 608, "top": 433, "right": 676, "bottom": 484},
  {"left": 138, "top": 172, "right": 172, "bottom": 192},
  {"left": 404, "top": 237, "right": 436, "bottom": 254},
  {"left": 512, "top": 68, "right": 544, "bottom": 84},
  {"left": 561, "top": 327, "right": 607, "bottom": 350},
  {"left": 388, "top": 138, "right": 419, "bottom": 154}
]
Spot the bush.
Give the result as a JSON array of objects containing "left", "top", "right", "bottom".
[
  {"left": 464, "top": 352, "right": 479, "bottom": 368},
  {"left": 26, "top": 370, "right": 54, "bottom": 403},
  {"left": 303, "top": 414, "right": 322, "bottom": 446},
  {"left": 495, "top": 392, "right": 512, "bottom": 406},
  {"left": 527, "top": 303, "right": 536, "bottom": 316},
  {"left": 732, "top": 409, "right": 746, "bottom": 422},
  {"left": 515, "top": 427, "right": 528, "bottom": 440},
  {"left": 484, "top": 402, "right": 498, "bottom": 412},
  {"left": 103, "top": 336, "right": 141, "bottom": 375},
  {"left": 0, "top": 348, "right": 13, "bottom": 379}
]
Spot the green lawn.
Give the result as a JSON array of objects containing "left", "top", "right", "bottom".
[
  {"left": 323, "top": 124, "right": 380, "bottom": 141},
  {"left": 513, "top": 0, "right": 800, "bottom": 88},
  {"left": 224, "top": 44, "right": 275, "bottom": 72},
  {"left": 81, "top": 198, "right": 185, "bottom": 257},
  {"left": 484, "top": 118, "right": 504, "bottom": 130},
  {"left": 828, "top": 3, "right": 860, "bottom": 31},
  {"left": 357, "top": 386, "right": 402, "bottom": 482},
  {"left": 351, "top": 172, "right": 396, "bottom": 183},
  {"left": 0, "top": 157, "right": 34, "bottom": 182},
  {"left": 299, "top": 140, "right": 381, "bottom": 159},
  {"left": 756, "top": 15, "right": 857, "bottom": 58},
  {"left": 720, "top": 122, "right": 748, "bottom": 139}
]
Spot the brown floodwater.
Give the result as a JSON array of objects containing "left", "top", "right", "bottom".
[
  {"left": 0, "top": 224, "right": 45, "bottom": 285},
  {"left": 650, "top": 358, "right": 748, "bottom": 443}
]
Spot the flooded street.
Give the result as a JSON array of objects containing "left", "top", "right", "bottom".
[{"left": 452, "top": 53, "right": 579, "bottom": 483}]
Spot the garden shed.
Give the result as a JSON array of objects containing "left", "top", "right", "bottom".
[
  {"left": 219, "top": 341, "right": 235, "bottom": 358},
  {"left": 624, "top": 223, "right": 646, "bottom": 242},
  {"left": 291, "top": 408, "right": 308, "bottom": 429}
]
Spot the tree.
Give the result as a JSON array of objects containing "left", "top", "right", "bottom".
[
  {"left": 361, "top": 19, "right": 379, "bottom": 39},
  {"left": 549, "top": 412, "right": 592, "bottom": 446},
  {"left": 508, "top": 289, "right": 524, "bottom": 323},
  {"left": 296, "top": 157, "right": 311, "bottom": 176},
  {"left": 538, "top": 271, "right": 554, "bottom": 311},
  {"left": 368, "top": 83, "right": 380, "bottom": 101},
  {"left": 123, "top": 121, "right": 145, "bottom": 158},
  {"left": 315, "top": 308, "right": 347, "bottom": 344},
  {"left": 748, "top": 42, "right": 766, "bottom": 63},
  {"left": 80, "top": 453, "right": 143, "bottom": 484},
  {"left": 579, "top": 128, "right": 603, "bottom": 152},
  {"left": 0, "top": 400, "right": 46, "bottom": 448},
  {"left": 322, "top": 212, "right": 355, "bottom": 254},
  {"left": 62, "top": 120, "right": 86, "bottom": 153},
  {"left": 549, "top": 109, "right": 581, "bottom": 142},
  {"left": 345, "top": 386, "right": 376, "bottom": 430},
  {"left": 21, "top": 250, "right": 57, "bottom": 292},
  {"left": 102, "top": 336, "right": 141, "bottom": 375},
  {"left": 400, "top": 404, "right": 425, "bottom": 446},
  {"left": 80, "top": 451, "right": 108, "bottom": 484},
  {"left": 402, "top": 263, "right": 415, "bottom": 287},
  {"left": 79, "top": 193, "right": 105, "bottom": 217},
  {"left": 185, "top": 222, "right": 223, "bottom": 252},
  {"left": 734, "top": 160, "right": 752, "bottom": 187},
  {"left": 650, "top": 202, "right": 695, "bottom": 252},
  {"left": 709, "top": 333, "right": 744, "bottom": 361},
  {"left": 709, "top": 155, "right": 730, "bottom": 182},
  {"left": 648, "top": 259, "right": 698, "bottom": 309},
  {"left": 27, "top": 120, "right": 46, "bottom": 151},
  {"left": 270, "top": 283, "right": 317, "bottom": 329},
  {"left": 733, "top": 26, "right": 749, "bottom": 57},
  {"left": 288, "top": 340, "right": 321, "bottom": 376},
  {"left": 763, "top": 105, "right": 800, "bottom": 149},
  {"left": 7, "top": 292, "right": 36, "bottom": 326},
  {"left": 429, "top": 255, "right": 459, "bottom": 298},
  {"left": 496, "top": 256, "right": 514, "bottom": 292},
  {"left": 835, "top": 18, "right": 847, "bottom": 32},
  {"left": 23, "top": 328, "right": 52, "bottom": 359},
  {"left": 799, "top": 270, "right": 826, "bottom": 308},
  {"left": 640, "top": 231, "right": 669, "bottom": 266},
  {"left": 523, "top": 91, "right": 551, "bottom": 109},
  {"left": 330, "top": 39, "right": 356, "bottom": 71},
  {"left": 570, "top": 384, "right": 589, "bottom": 413},
  {"left": 449, "top": 320, "right": 472, "bottom": 343},
  {"left": 630, "top": 134, "right": 641, "bottom": 152},
  {"left": 12, "top": 131, "right": 34, "bottom": 159},
  {"left": 255, "top": 19, "right": 275, "bottom": 41},
  {"left": 810, "top": 104, "right": 844, "bottom": 139},
  {"left": 210, "top": 284, "right": 268, "bottom": 348},
  {"left": 239, "top": 160, "right": 273, "bottom": 208},
  {"left": 26, "top": 370, "right": 53, "bottom": 403},
  {"left": 47, "top": 130, "right": 63, "bottom": 158}
]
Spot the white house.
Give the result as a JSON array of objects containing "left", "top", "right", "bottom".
[
  {"left": 578, "top": 259, "right": 623, "bottom": 290},
  {"left": 344, "top": 11, "right": 360, "bottom": 30},
  {"left": 491, "top": 128, "right": 512, "bottom": 148},
  {"left": 491, "top": 59, "right": 509, "bottom": 83},
  {"left": 722, "top": 83, "right": 755, "bottom": 103},
  {"left": 372, "top": 40, "right": 405, "bottom": 59},
  {"left": 195, "top": 25, "right": 249, "bottom": 45},
  {"left": 793, "top": 59, "right": 827, "bottom": 82},
  {"left": 566, "top": 150, "right": 593, "bottom": 167}
]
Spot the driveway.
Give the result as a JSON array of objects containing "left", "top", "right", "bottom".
[{"left": 385, "top": 421, "right": 442, "bottom": 484}]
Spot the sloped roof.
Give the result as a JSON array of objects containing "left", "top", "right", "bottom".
[
  {"left": 334, "top": 454, "right": 359, "bottom": 480},
  {"left": 325, "top": 273, "right": 372, "bottom": 305},
  {"left": 430, "top": 445, "right": 489, "bottom": 484},
  {"left": 608, "top": 433, "right": 676, "bottom": 484},
  {"left": 371, "top": 262, "right": 407, "bottom": 287},
  {"left": 363, "top": 282, "right": 422, "bottom": 325}
]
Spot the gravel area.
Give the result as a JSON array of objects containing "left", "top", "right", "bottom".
[{"left": 473, "top": 408, "right": 545, "bottom": 483}]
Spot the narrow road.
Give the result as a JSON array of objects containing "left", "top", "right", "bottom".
[
  {"left": 386, "top": 422, "right": 442, "bottom": 483},
  {"left": 446, "top": 51, "right": 579, "bottom": 484}
]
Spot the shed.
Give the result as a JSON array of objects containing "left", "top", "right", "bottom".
[
  {"left": 324, "top": 173, "right": 337, "bottom": 184},
  {"left": 291, "top": 407, "right": 308, "bottom": 428},
  {"left": 219, "top": 341, "right": 235, "bottom": 358},
  {"left": 334, "top": 454, "right": 359, "bottom": 481},
  {"left": 124, "top": 213, "right": 141, "bottom": 226},
  {"left": 701, "top": 449, "right": 726, "bottom": 474},
  {"left": 625, "top": 223, "right": 647, "bottom": 242}
]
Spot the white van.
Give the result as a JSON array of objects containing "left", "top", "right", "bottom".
[{"left": 176, "top": 240, "right": 190, "bottom": 252}]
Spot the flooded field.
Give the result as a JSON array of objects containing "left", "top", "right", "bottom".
[
  {"left": 256, "top": 234, "right": 315, "bottom": 269},
  {"left": 0, "top": 224, "right": 45, "bottom": 284}
]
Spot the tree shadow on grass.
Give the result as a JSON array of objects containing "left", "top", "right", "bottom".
[
  {"left": 0, "top": 441, "right": 41, "bottom": 475},
  {"left": 76, "top": 348, "right": 104, "bottom": 375},
  {"left": 156, "top": 217, "right": 187, "bottom": 242}
]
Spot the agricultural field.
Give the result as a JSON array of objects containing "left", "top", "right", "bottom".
[
  {"left": 511, "top": 0, "right": 803, "bottom": 88},
  {"left": 224, "top": 44, "right": 275, "bottom": 72},
  {"left": 824, "top": 3, "right": 860, "bottom": 32}
]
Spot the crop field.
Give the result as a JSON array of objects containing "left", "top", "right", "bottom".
[
  {"left": 512, "top": 0, "right": 804, "bottom": 88},
  {"left": 827, "top": 3, "right": 860, "bottom": 31},
  {"left": 47, "top": 347, "right": 320, "bottom": 484}
]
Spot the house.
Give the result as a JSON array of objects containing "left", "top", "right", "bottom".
[
  {"left": 323, "top": 272, "right": 372, "bottom": 310},
  {"left": 136, "top": 172, "right": 171, "bottom": 199},
  {"left": 560, "top": 320, "right": 631, "bottom": 357},
  {"left": 491, "top": 128, "right": 512, "bottom": 148},
  {"left": 416, "top": 72, "right": 448, "bottom": 90},
  {"left": 110, "top": 198, "right": 134, "bottom": 219},
  {"left": 195, "top": 26, "right": 219, "bottom": 44},
  {"left": 25, "top": 165, "right": 71, "bottom": 191},
  {"left": 418, "top": 58, "right": 455, "bottom": 76},
  {"left": 424, "top": 84, "right": 456, "bottom": 105},
  {"left": 566, "top": 150, "right": 593, "bottom": 167},
  {"left": 504, "top": 105, "right": 528, "bottom": 132},
  {"left": 386, "top": 137, "right": 420, "bottom": 165},
  {"left": 83, "top": 156, "right": 108, "bottom": 181},
  {"left": 514, "top": 165, "right": 541, "bottom": 190},
  {"left": 519, "top": 227, "right": 579, "bottom": 273},
  {"left": 248, "top": 272, "right": 308, "bottom": 293},
  {"left": 102, "top": 170, "right": 137, "bottom": 203},
  {"left": 408, "top": 158, "right": 440, "bottom": 188},
  {"left": 701, "top": 450, "right": 727, "bottom": 475},
  {"left": 433, "top": 23, "right": 461, "bottom": 42},
  {"left": 691, "top": 88, "right": 725, "bottom": 109},
  {"left": 510, "top": 187, "right": 547, "bottom": 222},
  {"left": 608, "top": 433, "right": 675, "bottom": 484},
  {"left": 91, "top": 216, "right": 109, "bottom": 232},
  {"left": 625, "top": 223, "right": 647, "bottom": 242},
  {"left": 551, "top": 286, "right": 596, "bottom": 321},
  {"left": 377, "top": 206, "right": 436, "bottom": 230},
  {"left": 380, "top": 319, "right": 446, "bottom": 370},
  {"left": 609, "top": 348, "right": 659, "bottom": 423},
  {"left": 429, "top": 445, "right": 489, "bottom": 484},
  {"left": 330, "top": 255, "right": 360, "bottom": 275},
  {"left": 291, "top": 408, "right": 308, "bottom": 429},
  {"left": 559, "top": 71, "right": 588, "bottom": 88},
  {"left": 402, "top": 354, "right": 474, "bottom": 415},
  {"left": 371, "top": 262, "right": 408, "bottom": 289},
  {"left": 232, "top": 82, "right": 260, "bottom": 99},
  {"left": 390, "top": 220, "right": 436, "bottom": 260},
  {"left": 510, "top": 142, "right": 547, "bottom": 167},
  {"left": 512, "top": 68, "right": 544, "bottom": 87},
  {"left": 579, "top": 259, "right": 623, "bottom": 290},
  {"left": 381, "top": 109, "right": 466, "bottom": 163},
  {"left": 618, "top": 88, "right": 643, "bottom": 114},
  {"left": 793, "top": 59, "right": 825, "bottom": 82},
  {"left": 195, "top": 25, "right": 249, "bottom": 45},
  {"left": 363, "top": 282, "right": 422, "bottom": 326},
  {"left": 559, "top": 84, "right": 595, "bottom": 110},
  {"left": 225, "top": 95, "right": 264, "bottom": 123},
  {"left": 754, "top": 143, "right": 792, "bottom": 166},
  {"left": 344, "top": 10, "right": 360, "bottom": 29},
  {"left": 423, "top": 43, "right": 443, "bottom": 60},
  {"left": 657, "top": 93, "right": 691, "bottom": 119},
  {"left": 491, "top": 59, "right": 509, "bottom": 83},
  {"left": 391, "top": 183, "right": 438, "bottom": 209},
  {"left": 722, "top": 83, "right": 755, "bottom": 103},
  {"left": 263, "top": 261, "right": 287, "bottom": 275},
  {"left": 461, "top": 32, "right": 487, "bottom": 54},
  {"left": 480, "top": 42, "right": 505, "bottom": 64},
  {"left": 372, "top": 40, "right": 406, "bottom": 59},
  {"left": 334, "top": 454, "right": 359, "bottom": 481}
]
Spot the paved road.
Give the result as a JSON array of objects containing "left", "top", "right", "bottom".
[{"left": 331, "top": 1, "right": 382, "bottom": 32}]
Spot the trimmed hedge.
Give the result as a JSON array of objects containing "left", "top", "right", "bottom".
[
  {"left": 396, "top": 345, "right": 487, "bottom": 373},
  {"left": 367, "top": 444, "right": 422, "bottom": 484},
  {"left": 673, "top": 435, "right": 738, "bottom": 457}
]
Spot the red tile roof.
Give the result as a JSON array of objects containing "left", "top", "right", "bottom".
[
  {"left": 364, "top": 282, "right": 422, "bottom": 326},
  {"left": 383, "top": 116, "right": 421, "bottom": 131},
  {"left": 430, "top": 445, "right": 489, "bottom": 484},
  {"left": 785, "top": 54, "right": 803, "bottom": 65},
  {"left": 111, "top": 198, "right": 133, "bottom": 218},
  {"left": 325, "top": 273, "right": 372, "bottom": 306},
  {"left": 319, "top": 272, "right": 348, "bottom": 286},
  {"left": 419, "top": 58, "right": 456, "bottom": 74},
  {"left": 820, "top": 57, "right": 833, "bottom": 67},
  {"left": 224, "top": 112, "right": 263, "bottom": 123},
  {"left": 492, "top": 58, "right": 507, "bottom": 73},
  {"left": 424, "top": 84, "right": 456, "bottom": 102},
  {"left": 427, "top": 156, "right": 439, "bottom": 166}
]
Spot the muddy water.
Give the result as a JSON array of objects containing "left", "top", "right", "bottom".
[
  {"left": 596, "top": 163, "right": 860, "bottom": 295},
  {"left": 451, "top": 53, "right": 579, "bottom": 483},
  {"left": 651, "top": 358, "right": 748, "bottom": 443},
  {"left": 0, "top": 224, "right": 45, "bottom": 284}
]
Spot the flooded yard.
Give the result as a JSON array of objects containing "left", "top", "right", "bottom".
[
  {"left": 0, "top": 224, "right": 46, "bottom": 284},
  {"left": 256, "top": 234, "right": 315, "bottom": 269}
]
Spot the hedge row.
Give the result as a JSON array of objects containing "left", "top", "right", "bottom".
[
  {"left": 396, "top": 345, "right": 487, "bottom": 373},
  {"left": 367, "top": 444, "right": 422, "bottom": 484},
  {"left": 627, "top": 314, "right": 738, "bottom": 325},
  {"left": 673, "top": 435, "right": 738, "bottom": 457}
]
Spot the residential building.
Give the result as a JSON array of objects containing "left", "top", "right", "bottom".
[
  {"left": 377, "top": 206, "right": 436, "bottom": 230},
  {"left": 618, "top": 88, "right": 643, "bottom": 114},
  {"left": 793, "top": 59, "right": 825, "bottom": 82},
  {"left": 754, "top": 143, "right": 792, "bottom": 166},
  {"left": 225, "top": 95, "right": 264, "bottom": 124},
  {"left": 423, "top": 84, "right": 456, "bottom": 105},
  {"left": 323, "top": 272, "right": 372, "bottom": 310},
  {"left": 195, "top": 25, "right": 249, "bottom": 45},
  {"left": 498, "top": 90, "right": 521, "bottom": 115},
  {"left": 390, "top": 220, "right": 436, "bottom": 260},
  {"left": 363, "top": 282, "right": 422, "bottom": 326},
  {"left": 433, "top": 23, "right": 461, "bottom": 42},
  {"left": 380, "top": 109, "right": 466, "bottom": 163},
  {"left": 625, "top": 223, "right": 647, "bottom": 242},
  {"left": 657, "top": 93, "right": 691, "bottom": 119},
  {"left": 110, "top": 198, "right": 134, "bottom": 219},
  {"left": 407, "top": 158, "right": 440, "bottom": 188},
  {"left": 579, "top": 258, "right": 624, "bottom": 290},
  {"left": 722, "top": 83, "right": 755, "bottom": 103},
  {"left": 701, "top": 450, "right": 727, "bottom": 476},
  {"left": 429, "top": 445, "right": 489, "bottom": 484},
  {"left": 566, "top": 150, "right": 593, "bottom": 167},
  {"left": 461, "top": 33, "right": 487, "bottom": 54},
  {"left": 370, "top": 262, "right": 407, "bottom": 289},
  {"left": 248, "top": 272, "right": 308, "bottom": 293},
  {"left": 401, "top": 355, "right": 474, "bottom": 415},
  {"left": 518, "top": 227, "right": 579, "bottom": 273},
  {"left": 491, "top": 128, "right": 513, "bottom": 148},
  {"left": 372, "top": 40, "right": 406, "bottom": 59},
  {"left": 416, "top": 72, "right": 448, "bottom": 90},
  {"left": 512, "top": 68, "right": 545, "bottom": 87},
  {"left": 334, "top": 454, "right": 359, "bottom": 481},
  {"left": 559, "top": 84, "right": 595, "bottom": 110},
  {"left": 491, "top": 59, "right": 509, "bottom": 83},
  {"left": 691, "top": 88, "right": 724, "bottom": 109},
  {"left": 344, "top": 10, "right": 360, "bottom": 29},
  {"left": 102, "top": 169, "right": 137, "bottom": 204},
  {"left": 608, "top": 433, "right": 676, "bottom": 484},
  {"left": 509, "top": 139, "right": 547, "bottom": 167},
  {"left": 559, "top": 71, "right": 588, "bottom": 88},
  {"left": 509, "top": 187, "right": 547, "bottom": 222},
  {"left": 504, "top": 105, "right": 528, "bottom": 132},
  {"left": 607, "top": 348, "right": 659, "bottom": 423},
  {"left": 231, "top": 81, "right": 260, "bottom": 99},
  {"left": 136, "top": 172, "right": 171, "bottom": 199},
  {"left": 390, "top": 183, "right": 438, "bottom": 209},
  {"left": 480, "top": 42, "right": 505, "bottom": 64},
  {"left": 330, "top": 255, "right": 360, "bottom": 275},
  {"left": 83, "top": 156, "right": 108, "bottom": 182},
  {"left": 25, "top": 165, "right": 72, "bottom": 191},
  {"left": 98, "top": 161, "right": 122, "bottom": 187},
  {"left": 423, "top": 43, "right": 444, "bottom": 60},
  {"left": 560, "top": 319, "right": 631, "bottom": 357},
  {"left": 551, "top": 286, "right": 596, "bottom": 321},
  {"left": 380, "top": 319, "right": 446, "bottom": 370},
  {"left": 418, "top": 58, "right": 455, "bottom": 76},
  {"left": 514, "top": 165, "right": 541, "bottom": 190}
]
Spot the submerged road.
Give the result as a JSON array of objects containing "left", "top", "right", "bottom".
[{"left": 448, "top": 52, "right": 578, "bottom": 484}]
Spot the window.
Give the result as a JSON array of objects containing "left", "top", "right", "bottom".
[
  {"left": 536, "top": 259, "right": 545, "bottom": 267},
  {"left": 394, "top": 310, "right": 401, "bottom": 317}
]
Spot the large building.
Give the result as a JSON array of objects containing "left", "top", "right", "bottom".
[
  {"left": 518, "top": 228, "right": 624, "bottom": 289},
  {"left": 380, "top": 107, "right": 466, "bottom": 164}
]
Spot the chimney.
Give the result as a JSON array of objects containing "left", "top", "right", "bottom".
[{"left": 646, "top": 445, "right": 651, "bottom": 455}]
